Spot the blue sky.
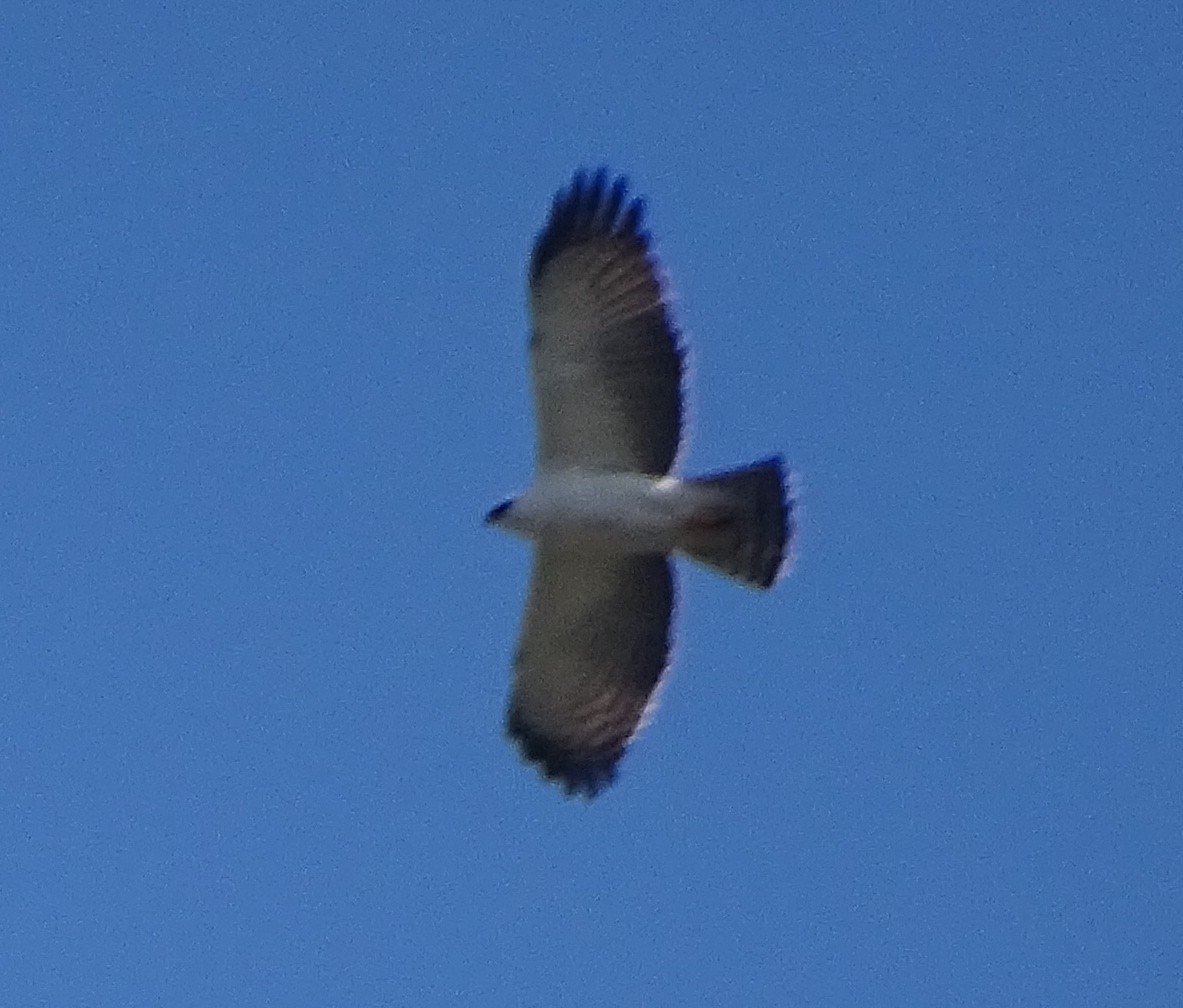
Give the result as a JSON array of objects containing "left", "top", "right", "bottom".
[{"left": 3, "top": 2, "right": 1180, "bottom": 1005}]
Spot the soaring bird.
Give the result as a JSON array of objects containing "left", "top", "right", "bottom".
[{"left": 486, "top": 169, "right": 794, "bottom": 797}]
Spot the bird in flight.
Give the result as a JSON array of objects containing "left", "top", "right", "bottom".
[{"left": 486, "top": 169, "right": 794, "bottom": 798}]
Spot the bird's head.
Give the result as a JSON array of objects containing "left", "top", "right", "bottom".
[{"left": 484, "top": 499, "right": 515, "bottom": 526}]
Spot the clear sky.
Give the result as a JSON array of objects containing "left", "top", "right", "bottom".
[{"left": 3, "top": 3, "right": 1180, "bottom": 1005}]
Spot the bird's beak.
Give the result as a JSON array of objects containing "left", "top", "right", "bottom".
[{"left": 485, "top": 501, "right": 511, "bottom": 525}]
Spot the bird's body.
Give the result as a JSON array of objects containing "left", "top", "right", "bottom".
[
  {"left": 487, "top": 169, "right": 795, "bottom": 797},
  {"left": 495, "top": 469, "right": 700, "bottom": 554}
]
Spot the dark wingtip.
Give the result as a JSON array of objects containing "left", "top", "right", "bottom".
[
  {"left": 530, "top": 167, "right": 649, "bottom": 282},
  {"left": 506, "top": 710, "right": 620, "bottom": 800}
]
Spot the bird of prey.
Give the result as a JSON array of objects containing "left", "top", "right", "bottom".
[{"left": 486, "top": 169, "right": 794, "bottom": 798}]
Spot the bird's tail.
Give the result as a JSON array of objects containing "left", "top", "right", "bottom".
[{"left": 676, "top": 457, "right": 792, "bottom": 590}]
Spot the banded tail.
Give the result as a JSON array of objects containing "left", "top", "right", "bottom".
[{"left": 677, "top": 457, "right": 792, "bottom": 590}]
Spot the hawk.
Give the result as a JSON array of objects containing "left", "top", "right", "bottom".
[{"left": 486, "top": 169, "right": 794, "bottom": 798}]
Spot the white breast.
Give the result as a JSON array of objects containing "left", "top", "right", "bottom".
[{"left": 506, "top": 469, "right": 690, "bottom": 554}]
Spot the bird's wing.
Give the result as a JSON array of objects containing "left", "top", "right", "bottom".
[
  {"left": 529, "top": 170, "right": 683, "bottom": 477},
  {"left": 508, "top": 546, "right": 674, "bottom": 797}
]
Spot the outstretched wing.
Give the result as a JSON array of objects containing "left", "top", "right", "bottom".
[
  {"left": 529, "top": 169, "right": 683, "bottom": 477},
  {"left": 507, "top": 547, "right": 674, "bottom": 798}
]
